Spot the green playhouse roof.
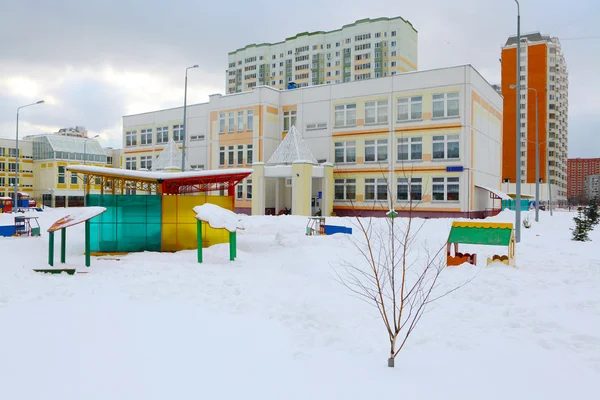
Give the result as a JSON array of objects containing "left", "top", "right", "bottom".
[{"left": 447, "top": 222, "right": 513, "bottom": 246}]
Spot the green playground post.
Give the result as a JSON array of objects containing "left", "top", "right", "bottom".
[
  {"left": 48, "top": 231, "right": 55, "bottom": 266},
  {"left": 60, "top": 228, "right": 66, "bottom": 264},
  {"left": 229, "top": 231, "right": 237, "bottom": 261},
  {"left": 197, "top": 220, "right": 203, "bottom": 263},
  {"left": 85, "top": 220, "right": 90, "bottom": 267}
]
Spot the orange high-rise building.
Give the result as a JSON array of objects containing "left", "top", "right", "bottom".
[{"left": 501, "top": 32, "right": 568, "bottom": 203}]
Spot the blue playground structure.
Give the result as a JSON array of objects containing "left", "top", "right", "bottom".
[{"left": 306, "top": 217, "right": 352, "bottom": 236}]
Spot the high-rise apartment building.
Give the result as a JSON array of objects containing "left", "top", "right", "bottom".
[
  {"left": 584, "top": 175, "right": 600, "bottom": 201},
  {"left": 568, "top": 158, "right": 600, "bottom": 201},
  {"left": 226, "top": 17, "right": 418, "bottom": 93},
  {"left": 501, "top": 32, "right": 568, "bottom": 203}
]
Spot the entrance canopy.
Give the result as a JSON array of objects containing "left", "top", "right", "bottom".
[
  {"left": 67, "top": 165, "right": 253, "bottom": 195},
  {"left": 475, "top": 185, "right": 511, "bottom": 200}
]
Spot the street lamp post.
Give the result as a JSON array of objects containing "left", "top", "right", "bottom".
[
  {"left": 181, "top": 65, "right": 199, "bottom": 172},
  {"left": 512, "top": 85, "right": 540, "bottom": 222},
  {"left": 514, "top": 0, "right": 522, "bottom": 242},
  {"left": 83, "top": 135, "right": 100, "bottom": 207},
  {"left": 14, "top": 100, "right": 44, "bottom": 209}
]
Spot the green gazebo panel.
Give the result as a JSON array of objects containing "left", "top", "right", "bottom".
[
  {"left": 87, "top": 194, "right": 162, "bottom": 252},
  {"left": 447, "top": 227, "right": 511, "bottom": 246}
]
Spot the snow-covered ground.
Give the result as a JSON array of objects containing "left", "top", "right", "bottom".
[{"left": 0, "top": 208, "right": 599, "bottom": 399}]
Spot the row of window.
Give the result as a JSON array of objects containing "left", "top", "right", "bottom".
[
  {"left": 334, "top": 135, "right": 459, "bottom": 164},
  {"left": 219, "top": 144, "right": 253, "bottom": 166},
  {"left": 126, "top": 125, "right": 186, "bottom": 147},
  {"left": 229, "top": 33, "right": 402, "bottom": 66},
  {"left": 334, "top": 92, "right": 459, "bottom": 128},
  {"left": 235, "top": 179, "right": 253, "bottom": 201},
  {"left": 0, "top": 178, "right": 28, "bottom": 187},
  {"left": 0, "top": 148, "right": 30, "bottom": 158},
  {"left": 334, "top": 176, "right": 460, "bottom": 202},
  {"left": 218, "top": 109, "right": 254, "bottom": 134},
  {"left": 56, "top": 166, "right": 102, "bottom": 185}
]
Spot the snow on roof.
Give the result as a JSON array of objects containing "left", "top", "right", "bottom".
[
  {"left": 193, "top": 204, "right": 244, "bottom": 232},
  {"left": 266, "top": 125, "right": 318, "bottom": 165},
  {"left": 153, "top": 139, "right": 191, "bottom": 171},
  {"left": 475, "top": 185, "right": 511, "bottom": 200},
  {"left": 66, "top": 165, "right": 253, "bottom": 181}
]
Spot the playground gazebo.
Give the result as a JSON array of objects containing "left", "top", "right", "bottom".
[{"left": 66, "top": 165, "right": 252, "bottom": 253}]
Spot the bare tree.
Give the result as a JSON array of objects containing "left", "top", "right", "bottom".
[{"left": 333, "top": 197, "right": 473, "bottom": 367}]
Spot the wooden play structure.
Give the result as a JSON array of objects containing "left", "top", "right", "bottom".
[
  {"left": 446, "top": 221, "right": 516, "bottom": 267},
  {"left": 34, "top": 207, "right": 107, "bottom": 275},
  {"left": 193, "top": 203, "right": 244, "bottom": 263},
  {"left": 306, "top": 216, "right": 352, "bottom": 236}
]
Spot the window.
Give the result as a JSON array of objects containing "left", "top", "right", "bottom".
[
  {"left": 219, "top": 147, "right": 225, "bottom": 166},
  {"left": 247, "top": 109, "right": 254, "bottom": 130},
  {"left": 237, "top": 145, "right": 244, "bottom": 165},
  {"left": 71, "top": 172, "right": 78, "bottom": 185},
  {"left": 365, "top": 178, "right": 388, "bottom": 201},
  {"left": 432, "top": 177, "right": 459, "bottom": 201},
  {"left": 9, "top": 178, "right": 18, "bottom": 186},
  {"left": 432, "top": 92, "right": 459, "bottom": 118},
  {"left": 365, "top": 139, "right": 388, "bottom": 162},
  {"left": 8, "top": 148, "right": 18, "bottom": 157},
  {"left": 334, "top": 103, "right": 356, "bottom": 127},
  {"left": 334, "top": 141, "right": 356, "bottom": 163},
  {"left": 190, "top": 134, "right": 205, "bottom": 141},
  {"left": 228, "top": 112, "right": 234, "bottom": 133},
  {"left": 173, "top": 125, "right": 184, "bottom": 142},
  {"left": 365, "top": 100, "right": 388, "bottom": 124},
  {"left": 246, "top": 179, "right": 252, "bottom": 200},
  {"left": 125, "top": 157, "right": 137, "bottom": 170},
  {"left": 334, "top": 178, "right": 356, "bottom": 200},
  {"left": 237, "top": 184, "right": 243, "bottom": 200},
  {"left": 397, "top": 177, "right": 422, "bottom": 201},
  {"left": 283, "top": 110, "right": 297, "bottom": 131},
  {"left": 246, "top": 144, "right": 253, "bottom": 165},
  {"left": 237, "top": 111, "right": 244, "bottom": 131},
  {"left": 0, "top": 177, "right": 4, "bottom": 187},
  {"left": 58, "top": 166, "right": 65, "bottom": 184},
  {"left": 0, "top": 163, "right": 4, "bottom": 172},
  {"left": 391, "top": 41, "right": 396, "bottom": 47},
  {"left": 219, "top": 113, "right": 225, "bottom": 134},
  {"left": 228, "top": 146, "right": 234, "bottom": 165},
  {"left": 140, "top": 155, "right": 152, "bottom": 170},
  {"left": 397, "top": 96, "right": 422, "bottom": 121},
  {"left": 432, "top": 135, "right": 460, "bottom": 159},
  {"left": 125, "top": 131, "right": 137, "bottom": 146},
  {"left": 397, "top": 137, "right": 422, "bottom": 161},
  {"left": 156, "top": 126, "right": 168, "bottom": 143},
  {"left": 140, "top": 128, "right": 153, "bottom": 145},
  {"left": 391, "top": 31, "right": 397, "bottom": 36},
  {"left": 306, "top": 122, "right": 327, "bottom": 130},
  {"left": 8, "top": 163, "right": 17, "bottom": 172}
]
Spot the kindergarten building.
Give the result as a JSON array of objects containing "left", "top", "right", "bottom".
[{"left": 123, "top": 65, "right": 504, "bottom": 218}]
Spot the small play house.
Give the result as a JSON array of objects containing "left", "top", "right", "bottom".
[{"left": 446, "top": 221, "right": 515, "bottom": 267}]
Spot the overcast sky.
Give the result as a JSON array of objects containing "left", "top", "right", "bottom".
[{"left": 0, "top": 0, "right": 598, "bottom": 157}]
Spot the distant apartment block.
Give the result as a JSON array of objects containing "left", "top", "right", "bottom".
[
  {"left": 226, "top": 17, "right": 418, "bottom": 93},
  {"left": 501, "top": 32, "right": 569, "bottom": 202},
  {"left": 568, "top": 158, "right": 600, "bottom": 200},
  {"left": 584, "top": 174, "right": 600, "bottom": 201}
]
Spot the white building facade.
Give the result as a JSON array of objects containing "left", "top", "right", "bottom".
[
  {"left": 226, "top": 17, "right": 418, "bottom": 93},
  {"left": 123, "top": 65, "right": 503, "bottom": 218}
]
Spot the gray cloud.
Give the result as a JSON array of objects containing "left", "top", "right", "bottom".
[{"left": 0, "top": 0, "right": 598, "bottom": 156}]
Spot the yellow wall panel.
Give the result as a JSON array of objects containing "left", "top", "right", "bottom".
[{"left": 161, "top": 195, "right": 234, "bottom": 252}]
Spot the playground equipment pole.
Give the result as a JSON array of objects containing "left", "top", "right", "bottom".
[
  {"left": 61, "top": 228, "right": 66, "bottom": 264},
  {"left": 229, "top": 231, "right": 237, "bottom": 261},
  {"left": 181, "top": 65, "right": 198, "bottom": 172},
  {"left": 197, "top": 220, "right": 203, "bottom": 263},
  {"left": 14, "top": 101, "right": 44, "bottom": 209},
  {"left": 85, "top": 220, "right": 91, "bottom": 267},
  {"left": 48, "top": 231, "right": 54, "bottom": 266}
]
